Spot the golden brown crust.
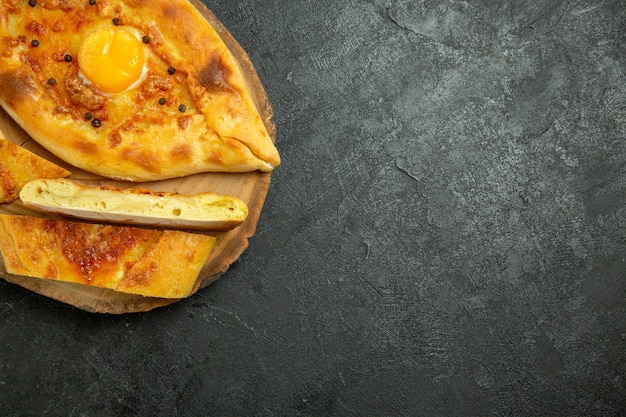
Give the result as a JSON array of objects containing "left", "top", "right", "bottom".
[
  {"left": 64, "top": 71, "right": 107, "bottom": 110},
  {"left": 0, "top": 132, "right": 70, "bottom": 203},
  {"left": 0, "top": 214, "right": 216, "bottom": 298},
  {"left": 0, "top": 0, "right": 280, "bottom": 181}
]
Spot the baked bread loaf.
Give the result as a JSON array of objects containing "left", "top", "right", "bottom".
[
  {"left": 0, "top": 133, "right": 70, "bottom": 203},
  {"left": 0, "top": 214, "right": 216, "bottom": 298},
  {"left": 0, "top": 0, "right": 280, "bottom": 181},
  {"left": 20, "top": 178, "right": 248, "bottom": 231}
]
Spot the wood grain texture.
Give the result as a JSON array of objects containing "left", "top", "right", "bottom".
[{"left": 0, "top": 0, "right": 275, "bottom": 314}]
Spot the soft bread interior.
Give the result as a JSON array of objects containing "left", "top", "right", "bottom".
[{"left": 20, "top": 178, "right": 248, "bottom": 231}]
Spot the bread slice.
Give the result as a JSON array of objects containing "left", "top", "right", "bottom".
[
  {"left": 0, "top": 214, "right": 216, "bottom": 298},
  {"left": 0, "top": 134, "right": 70, "bottom": 203},
  {"left": 20, "top": 178, "right": 249, "bottom": 231}
]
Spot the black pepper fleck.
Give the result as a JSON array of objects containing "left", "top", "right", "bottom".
[
  {"left": 47, "top": 78, "right": 57, "bottom": 86},
  {"left": 142, "top": 36, "right": 150, "bottom": 44},
  {"left": 28, "top": 0, "right": 36, "bottom": 7},
  {"left": 178, "top": 104, "right": 187, "bottom": 113},
  {"left": 31, "top": 39, "right": 39, "bottom": 47},
  {"left": 158, "top": 98, "right": 167, "bottom": 105},
  {"left": 167, "top": 67, "right": 176, "bottom": 75},
  {"left": 112, "top": 18, "right": 121, "bottom": 26},
  {"left": 89, "top": 0, "right": 96, "bottom": 5},
  {"left": 64, "top": 54, "right": 72, "bottom": 62},
  {"left": 91, "top": 118, "right": 101, "bottom": 128},
  {"left": 84, "top": 112, "right": 93, "bottom": 120}
]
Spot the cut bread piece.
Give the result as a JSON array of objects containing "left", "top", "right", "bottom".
[
  {"left": 0, "top": 214, "right": 216, "bottom": 299},
  {"left": 0, "top": 134, "right": 70, "bottom": 203},
  {"left": 20, "top": 179, "right": 249, "bottom": 231}
]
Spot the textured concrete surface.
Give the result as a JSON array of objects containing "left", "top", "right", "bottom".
[{"left": 1, "top": 0, "right": 624, "bottom": 416}]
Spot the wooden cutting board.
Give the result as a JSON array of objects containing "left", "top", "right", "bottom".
[{"left": 0, "top": 0, "right": 275, "bottom": 314}]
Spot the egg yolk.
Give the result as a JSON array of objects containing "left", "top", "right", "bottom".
[{"left": 78, "top": 27, "right": 145, "bottom": 93}]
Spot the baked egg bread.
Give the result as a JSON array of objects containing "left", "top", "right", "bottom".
[{"left": 0, "top": 0, "right": 280, "bottom": 181}]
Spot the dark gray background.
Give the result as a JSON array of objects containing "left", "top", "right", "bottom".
[{"left": 1, "top": 0, "right": 625, "bottom": 416}]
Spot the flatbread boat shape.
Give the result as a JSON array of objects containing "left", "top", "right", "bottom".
[
  {"left": 0, "top": 214, "right": 216, "bottom": 299},
  {"left": 0, "top": 0, "right": 280, "bottom": 182},
  {"left": 20, "top": 178, "right": 249, "bottom": 231}
]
